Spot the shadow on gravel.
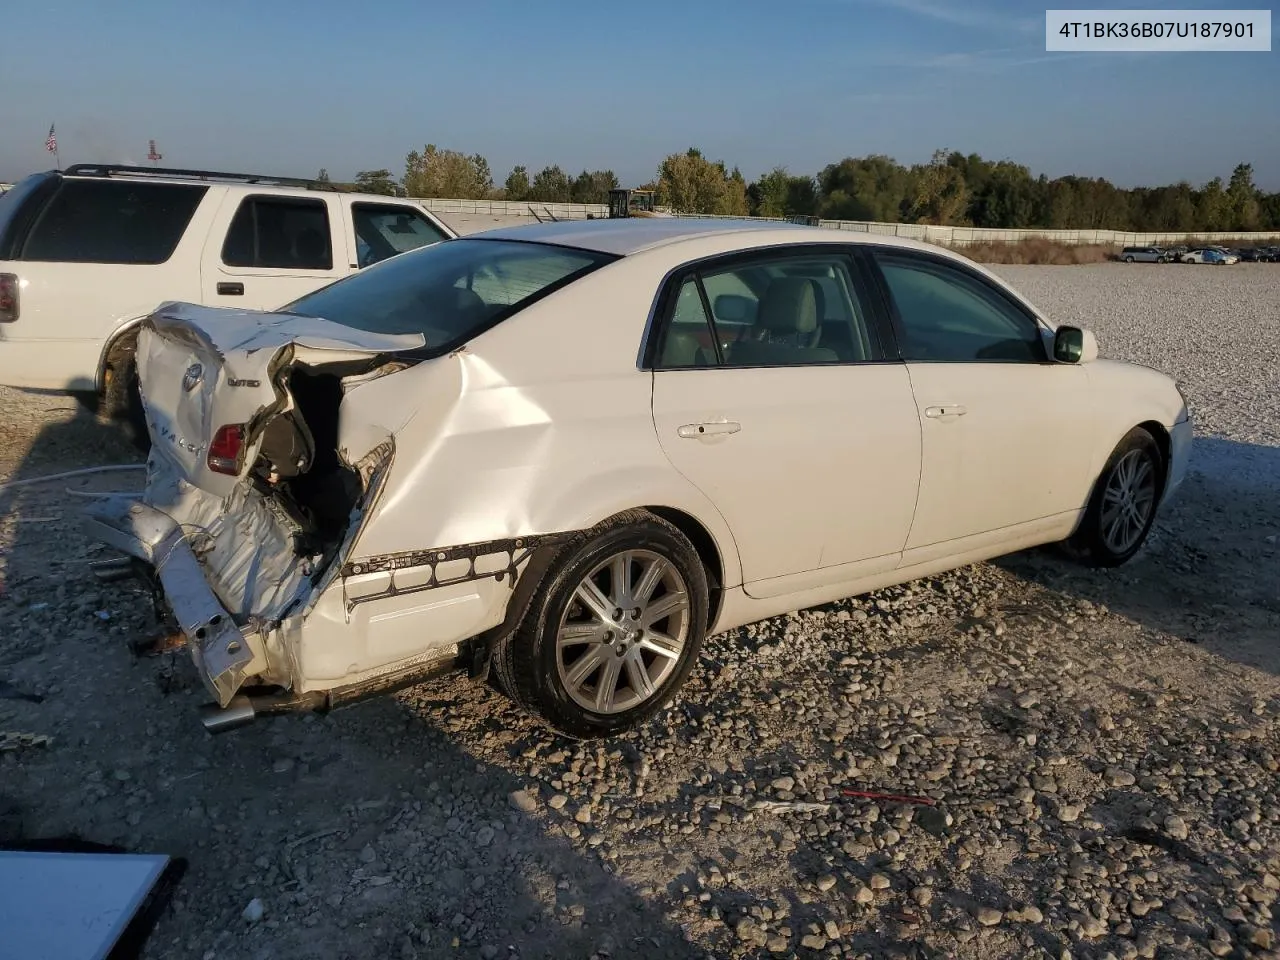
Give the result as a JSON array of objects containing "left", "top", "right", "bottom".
[
  {"left": 997, "top": 436, "right": 1280, "bottom": 678},
  {"left": 0, "top": 402, "right": 699, "bottom": 960}
]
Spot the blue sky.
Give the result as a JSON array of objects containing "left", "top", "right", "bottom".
[{"left": 1, "top": 0, "right": 1276, "bottom": 189}]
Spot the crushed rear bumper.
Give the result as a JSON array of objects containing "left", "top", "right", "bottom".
[{"left": 83, "top": 497, "right": 265, "bottom": 708}]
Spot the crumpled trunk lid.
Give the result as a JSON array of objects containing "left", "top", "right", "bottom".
[{"left": 138, "top": 302, "right": 424, "bottom": 497}]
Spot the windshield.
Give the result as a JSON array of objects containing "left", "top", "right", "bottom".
[{"left": 282, "top": 238, "right": 616, "bottom": 355}]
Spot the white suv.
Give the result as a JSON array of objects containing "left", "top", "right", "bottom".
[{"left": 0, "top": 164, "right": 455, "bottom": 441}]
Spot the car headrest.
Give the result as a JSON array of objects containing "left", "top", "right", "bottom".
[{"left": 757, "top": 277, "right": 823, "bottom": 335}]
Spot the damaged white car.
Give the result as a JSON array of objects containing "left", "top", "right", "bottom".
[{"left": 87, "top": 218, "right": 1192, "bottom": 738}]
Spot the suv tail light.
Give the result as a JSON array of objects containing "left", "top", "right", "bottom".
[
  {"left": 0, "top": 274, "right": 18, "bottom": 323},
  {"left": 208, "top": 424, "right": 244, "bottom": 475}
]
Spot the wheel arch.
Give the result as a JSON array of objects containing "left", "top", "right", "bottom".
[
  {"left": 96, "top": 316, "right": 146, "bottom": 393},
  {"left": 641, "top": 505, "right": 726, "bottom": 629}
]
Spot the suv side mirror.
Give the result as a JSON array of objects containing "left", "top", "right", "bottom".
[{"left": 1053, "top": 325, "right": 1098, "bottom": 364}]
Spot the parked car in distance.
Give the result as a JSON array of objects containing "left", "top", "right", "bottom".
[
  {"left": 1181, "top": 248, "right": 1238, "bottom": 264},
  {"left": 1120, "top": 246, "right": 1169, "bottom": 263},
  {"left": 86, "top": 218, "right": 1194, "bottom": 739},
  {"left": 0, "top": 164, "right": 456, "bottom": 444}
]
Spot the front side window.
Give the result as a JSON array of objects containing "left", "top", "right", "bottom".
[
  {"left": 874, "top": 252, "right": 1045, "bottom": 363},
  {"left": 223, "top": 196, "right": 333, "bottom": 270},
  {"left": 21, "top": 179, "right": 207, "bottom": 264},
  {"left": 352, "top": 203, "right": 448, "bottom": 268},
  {"left": 281, "top": 238, "right": 615, "bottom": 357},
  {"left": 653, "top": 252, "right": 878, "bottom": 370}
]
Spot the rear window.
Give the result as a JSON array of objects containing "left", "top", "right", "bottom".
[
  {"left": 0, "top": 173, "right": 59, "bottom": 260},
  {"left": 282, "top": 238, "right": 615, "bottom": 357},
  {"left": 20, "top": 179, "right": 207, "bottom": 264}
]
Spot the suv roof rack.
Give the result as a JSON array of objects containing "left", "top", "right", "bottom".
[{"left": 62, "top": 163, "right": 340, "bottom": 192}]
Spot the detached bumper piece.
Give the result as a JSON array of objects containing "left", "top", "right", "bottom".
[{"left": 82, "top": 497, "right": 259, "bottom": 708}]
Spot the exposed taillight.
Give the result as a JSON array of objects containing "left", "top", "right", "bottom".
[
  {"left": 0, "top": 274, "right": 18, "bottom": 323},
  {"left": 207, "top": 424, "right": 244, "bottom": 476}
]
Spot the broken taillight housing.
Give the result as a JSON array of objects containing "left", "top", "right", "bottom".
[
  {"left": 207, "top": 424, "right": 244, "bottom": 476},
  {"left": 0, "top": 274, "right": 18, "bottom": 323}
]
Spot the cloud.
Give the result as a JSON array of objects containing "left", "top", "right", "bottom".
[{"left": 859, "top": 0, "right": 1041, "bottom": 33}]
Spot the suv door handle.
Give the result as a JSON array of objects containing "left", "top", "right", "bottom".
[
  {"left": 924, "top": 404, "right": 967, "bottom": 419},
  {"left": 216, "top": 282, "right": 244, "bottom": 296},
  {"left": 677, "top": 420, "right": 741, "bottom": 439}
]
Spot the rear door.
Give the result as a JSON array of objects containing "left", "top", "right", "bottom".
[
  {"left": 341, "top": 200, "right": 453, "bottom": 270},
  {"left": 200, "top": 192, "right": 349, "bottom": 310},
  {"left": 648, "top": 246, "right": 921, "bottom": 598}
]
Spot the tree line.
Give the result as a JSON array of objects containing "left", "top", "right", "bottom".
[{"left": 317, "top": 146, "right": 1280, "bottom": 233}]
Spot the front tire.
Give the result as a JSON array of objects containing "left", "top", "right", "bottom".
[
  {"left": 99, "top": 340, "right": 150, "bottom": 454},
  {"left": 1064, "top": 427, "right": 1164, "bottom": 567},
  {"left": 492, "top": 510, "right": 709, "bottom": 739}
]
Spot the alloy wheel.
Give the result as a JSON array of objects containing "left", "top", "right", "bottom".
[
  {"left": 555, "top": 549, "right": 690, "bottom": 714},
  {"left": 1100, "top": 448, "right": 1157, "bottom": 555}
]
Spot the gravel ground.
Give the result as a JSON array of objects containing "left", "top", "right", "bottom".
[{"left": 1, "top": 262, "right": 1278, "bottom": 960}]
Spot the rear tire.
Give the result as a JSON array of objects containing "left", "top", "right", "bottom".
[
  {"left": 99, "top": 338, "right": 150, "bottom": 454},
  {"left": 492, "top": 510, "right": 709, "bottom": 739},
  {"left": 1063, "top": 427, "right": 1164, "bottom": 568}
]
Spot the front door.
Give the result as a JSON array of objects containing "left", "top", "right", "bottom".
[
  {"left": 648, "top": 248, "right": 922, "bottom": 598},
  {"left": 867, "top": 249, "right": 1095, "bottom": 560}
]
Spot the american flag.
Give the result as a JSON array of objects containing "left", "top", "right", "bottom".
[{"left": 45, "top": 125, "right": 56, "bottom": 153}]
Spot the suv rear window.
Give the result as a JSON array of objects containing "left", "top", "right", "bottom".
[
  {"left": 20, "top": 179, "right": 207, "bottom": 264},
  {"left": 223, "top": 196, "right": 333, "bottom": 270},
  {"left": 281, "top": 238, "right": 616, "bottom": 358}
]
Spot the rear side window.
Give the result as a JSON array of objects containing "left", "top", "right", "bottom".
[
  {"left": 20, "top": 179, "right": 206, "bottom": 264},
  {"left": 223, "top": 197, "right": 333, "bottom": 270},
  {"left": 352, "top": 203, "right": 448, "bottom": 268}
]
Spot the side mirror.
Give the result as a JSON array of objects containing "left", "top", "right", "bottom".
[{"left": 1053, "top": 325, "right": 1098, "bottom": 364}]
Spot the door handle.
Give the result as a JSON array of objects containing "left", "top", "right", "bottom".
[
  {"left": 924, "top": 404, "right": 967, "bottom": 419},
  {"left": 216, "top": 282, "right": 244, "bottom": 296},
  {"left": 677, "top": 420, "right": 741, "bottom": 439}
]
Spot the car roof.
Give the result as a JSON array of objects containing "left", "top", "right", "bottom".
[{"left": 468, "top": 216, "right": 949, "bottom": 258}]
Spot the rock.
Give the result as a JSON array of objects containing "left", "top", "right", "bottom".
[
  {"left": 823, "top": 920, "right": 840, "bottom": 940},
  {"left": 242, "top": 898, "right": 265, "bottom": 923},
  {"left": 766, "top": 936, "right": 790, "bottom": 953},
  {"left": 272, "top": 758, "right": 294, "bottom": 774},
  {"left": 480, "top": 947, "right": 499, "bottom": 960},
  {"left": 869, "top": 873, "right": 891, "bottom": 890},
  {"left": 1168, "top": 898, "right": 1195, "bottom": 922},
  {"left": 1077, "top": 915, "right": 1107, "bottom": 938},
  {"left": 548, "top": 794, "right": 569, "bottom": 810},
  {"left": 975, "top": 907, "right": 1003, "bottom": 927},
  {"left": 1056, "top": 804, "right": 1082, "bottom": 823},
  {"left": 1103, "top": 767, "right": 1136, "bottom": 787},
  {"left": 912, "top": 886, "right": 933, "bottom": 907},
  {"left": 475, "top": 826, "right": 495, "bottom": 847},
  {"left": 359, "top": 844, "right": 377, "bottom": 864},
  {"left": 800, "top": 934, "right": 828, "bottom": 950},
  {"left": 853, "top": 885, "right": 875, "bottom": 904},
  {"left": 1241, "top": 926, "right": 1274, "bottom": 950},
  {"left": 735, "top": 918, "right": 762, "bottom": 943},
  {"left": 574, "top": 806, "right": 592, "bottom": 824},
  {"left": 1262, "top": 872, "right": 1279, "bottom": 891},
  {"left": 771, "top": 776, "right": 795, "bottom": 793},
  {"left": 816, "top": 874, "right": 837, "bottom": 892},
  {"left": 1164, "top": 815, "right": 1189, "bottom": 840},
  {"left": 509, "top": 789, "right": 537, "bottom": 813}
]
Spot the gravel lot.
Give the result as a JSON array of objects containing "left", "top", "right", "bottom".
[{"left": 1, "top": 262, "right": 1278, "bottom": 960}]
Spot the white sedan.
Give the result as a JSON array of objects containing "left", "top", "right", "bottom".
[{"left": 87, "top": 219, "right": 1193, "bottom": 738}]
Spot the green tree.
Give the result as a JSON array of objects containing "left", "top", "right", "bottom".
[
  {"left": 569, "top": 169, "right": 620, "bottom": 204},
  {"left": 403, "top": 145, "right": 493, "bottom": 199},
  {"left": 1195, "top": 177, "right": 1230, "bottom": 231},
  {"left": 529, "top": 165, "right": 573, "bottom": 202},
  {"left": 504, "top": 165, "right": 530, "bottom": 201},
  {"left": 1226, "top": 162, "right": 1260, "bottom": 230},
  {"left": 817, "top": 155, "right": 912, "bottom": 222},
  {"left": 315, "top": 168, "right": 330, "bottom": 183},
  {"left": 353, "top": 169, "right": 400, "bottom": 196},
  {"left": 908, "top": 150, "right": 968, "bottom": 225},
  {"left": 655, "top": 148, "right": 749, "bottom": 215}
]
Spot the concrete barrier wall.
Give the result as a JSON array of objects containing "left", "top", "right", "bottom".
[{"left": 411, "top": 197, "right": 1279, "bottom": 246}]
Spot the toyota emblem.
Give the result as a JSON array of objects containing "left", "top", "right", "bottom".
[{"left": 182, "top": 362, "right": 204, "bottom": 392}]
